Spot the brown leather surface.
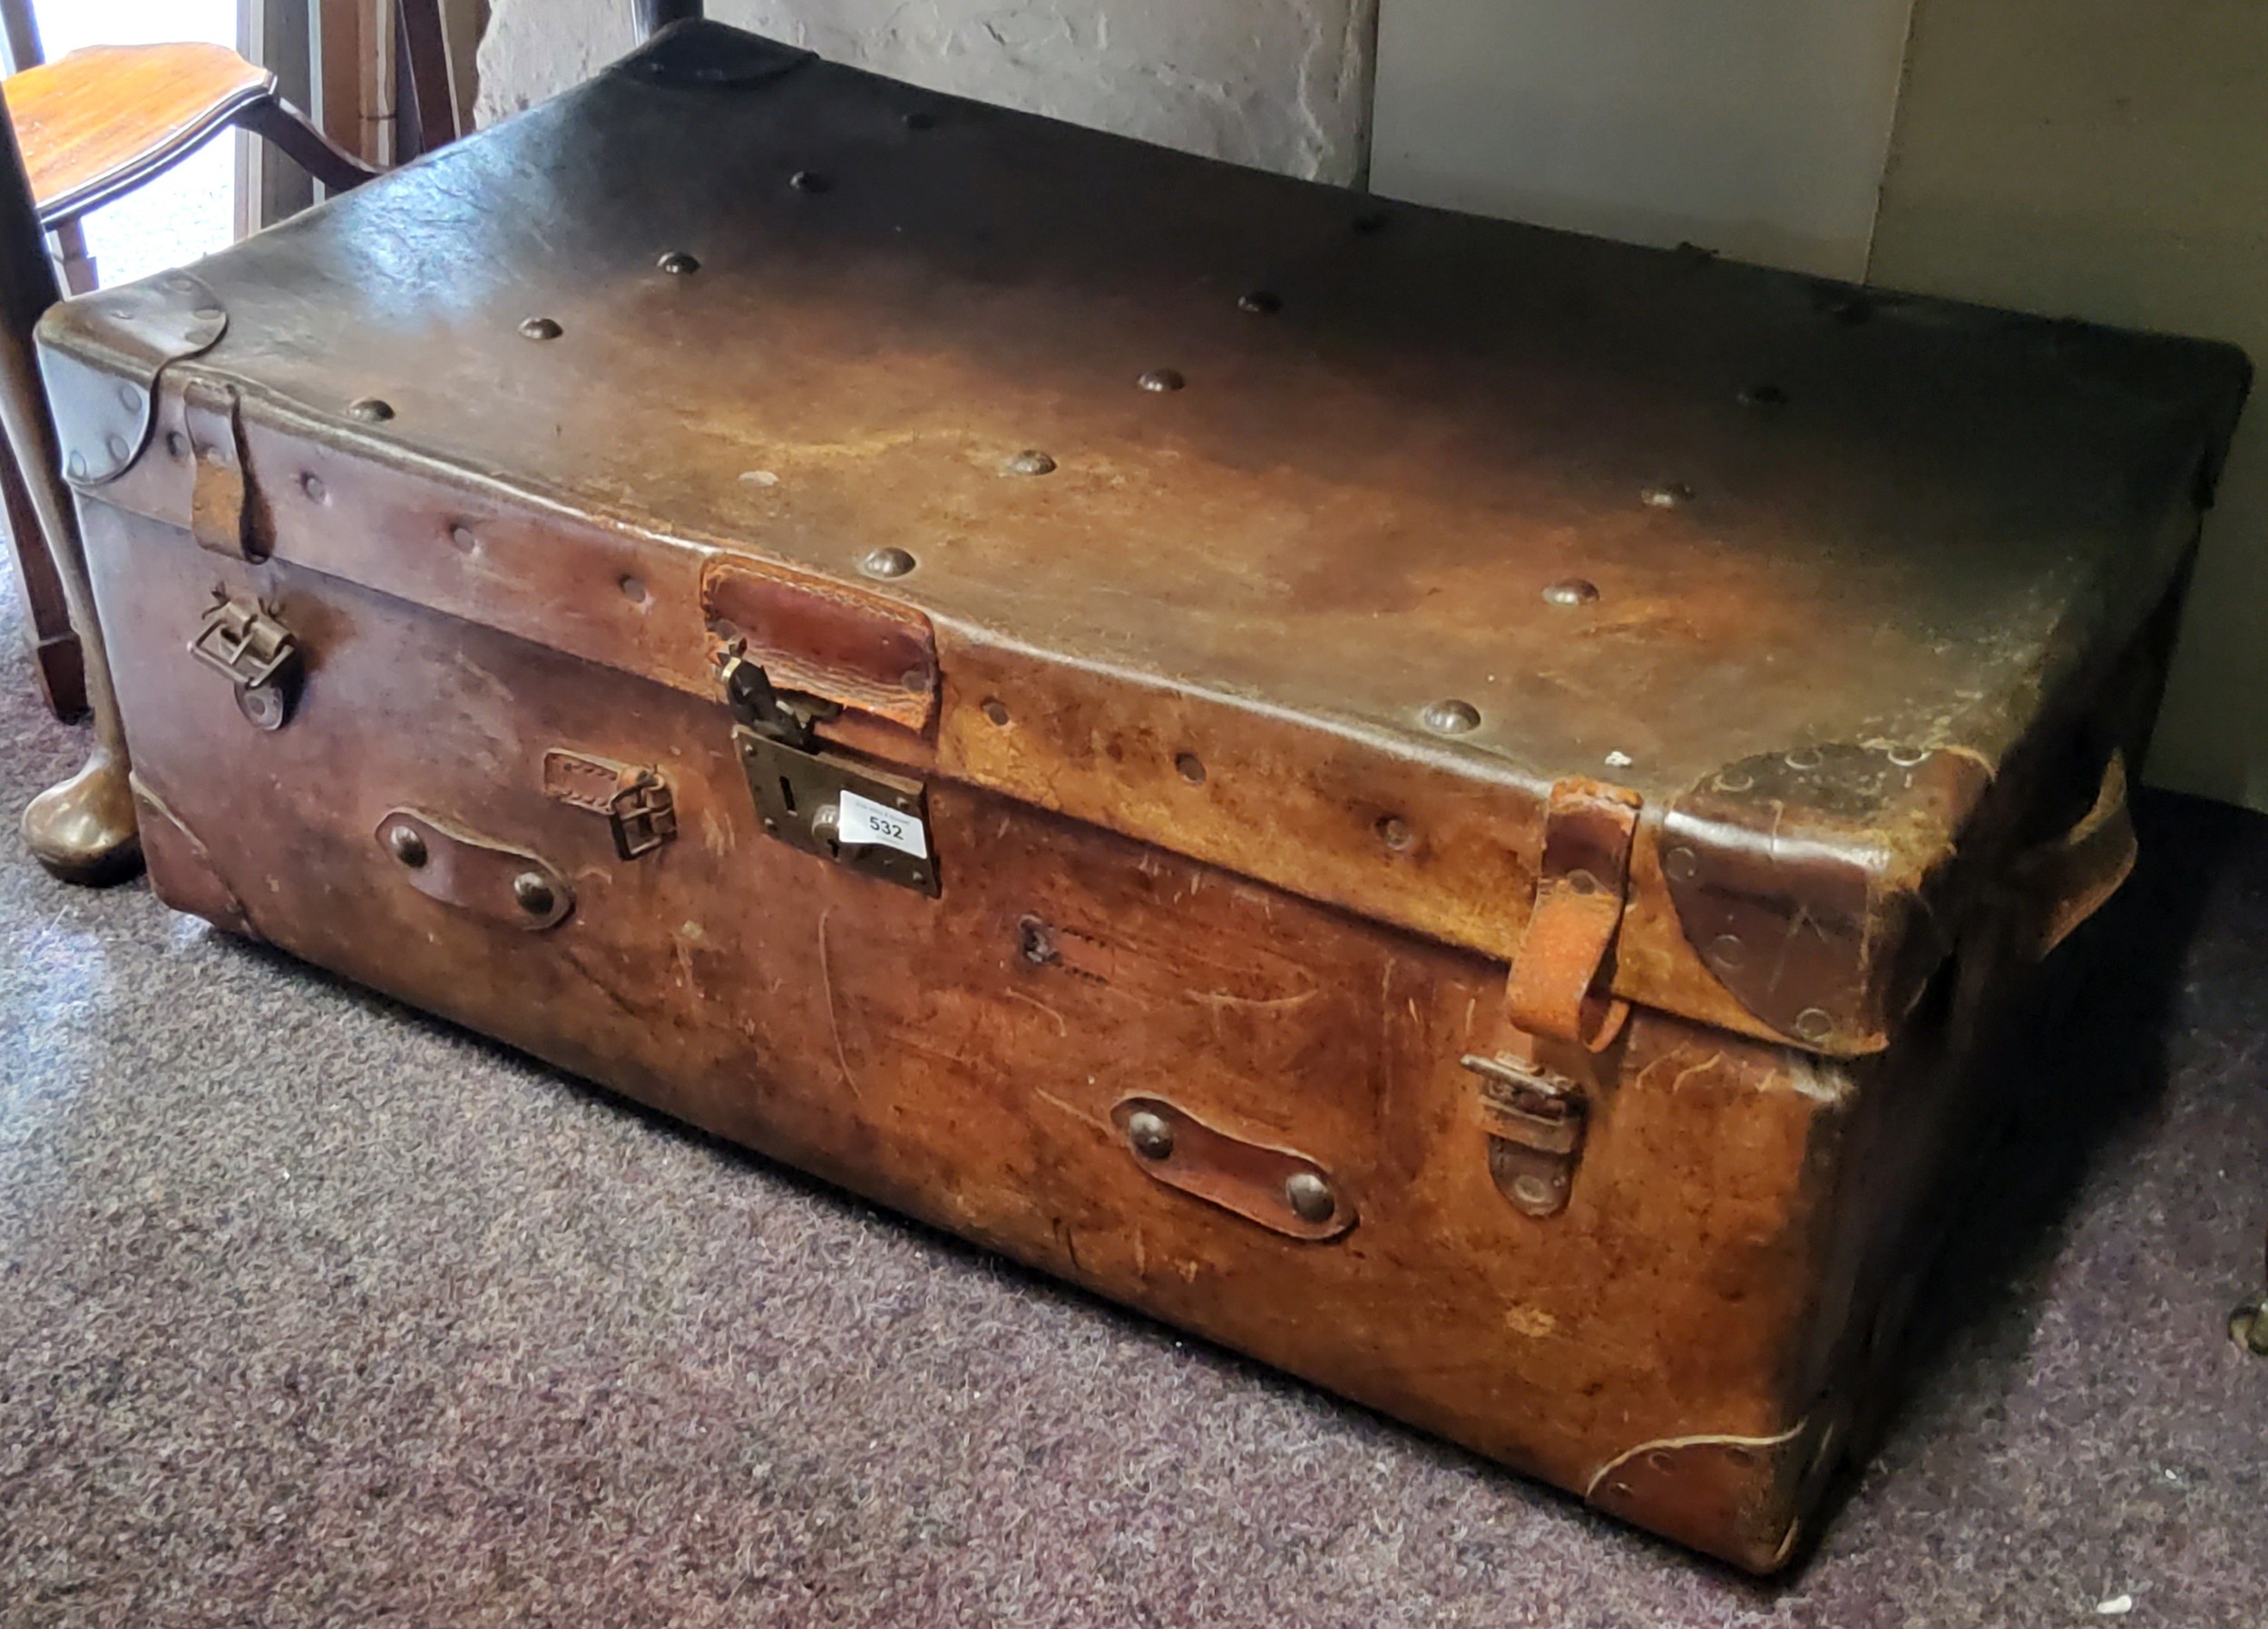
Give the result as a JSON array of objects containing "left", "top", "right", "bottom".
[
  {"left": 87, "top": 504, "right": 1868, "bottom": 1566},
  {"left": 39, "top": 22, "right": 2248, "bottom": 1053}
]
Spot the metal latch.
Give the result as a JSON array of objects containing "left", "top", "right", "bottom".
[
  {"left": 189, "top": 588, "right": 300, "bottom": 730},
  {"left": 717, "top": 639, "right": 936, "bottom": 894},
  {"left": 542, "top": 749, "right": 678, "bottom": 859},
  {"left": 1464, "top": 1052, "right": 1588, "bottom": 1218},
  {"left": 1464, "top": 776, "right": 1643, "bottom": 1219}
]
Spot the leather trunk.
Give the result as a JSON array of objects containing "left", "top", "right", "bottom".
[{"left": 38, "top": 21, "right": 2251, "bottom": 1571}]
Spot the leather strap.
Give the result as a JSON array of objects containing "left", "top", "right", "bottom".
[
  {"left": 2019, "top": 750, "right": 2136, "bottom": 960},
  {"left": 1502, "top": 778, "right": 1642, "bottom": 1049},
  {"left": 184, "top": 376, "right": 263, "bottom": 561}
]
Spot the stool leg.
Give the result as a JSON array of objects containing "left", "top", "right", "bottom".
[{"left": 0, "top": 89, "right": 137, "bottom": 884}]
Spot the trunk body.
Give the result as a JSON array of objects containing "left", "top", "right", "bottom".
[{"left": 42, "top": 21, "right": 2249, "bottom": 1571}]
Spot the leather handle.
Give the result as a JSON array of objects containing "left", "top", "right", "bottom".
[{"left": 2019, "top": 750, "right": 2136, "bottom": 960}]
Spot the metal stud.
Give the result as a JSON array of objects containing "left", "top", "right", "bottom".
[
  {"left": 387, "top": 824, "right": 428, "bottom": 867},
  {"left": 1175, "top": 752, "right": 1206, "bottom": 785},
  {"left": 65, "top": 452, "right": 87, "bottom": 480},
  {"left": 789, "top": 170, "right": 829, "bottom": 192},
  {"left": 1784, "top": 746, "right": 1823, "bottom": 770},
  {"left": 1664, "top": 845, "right": 1700, "bottom": 883},
  {"left": 1713, "top": 769, "right": 1755, "bottom": 793},
  {"left": 520, "top": 316, "right": 562, "bottom": 340},
  {"left": 348, "top": 397, "right": 395, "bottom": 422},
  {"left": 104, "top": 434, "right": 129, "bottom": 463},
  {"left": 1885, "top": 743, "right": 1930, "bottom": 767},
  {"left": 1376, "top": 815, "right": 1413, "bottom": 852},
  {"left": 1127, "top": 1110, "right": 1175, "bottom": 1161},
  {"left": 1794, "top": 1007, "right": 1834, "bottom": 1042},
  {"left": 861, "top": 546, "right": 916, "bottom": 579},
  {"left": 1004, "top": 449, "right": 1056, "bottom": 476},
  {"left": 236, "top": 684, "right": 288, "bottom": 732},
  {"left": 1237, "top": 289, "right": 1282, "bottom": 314},
  {"left": 1139, "top": 368, "right": 1185, "bottom": 393},
  {"left": 165, "top": 431, "right": 189, "bottom": 460},
  {"left": 1421, "top": 698, "right": 1481, "bottom": 736},
  {"left": 1284, "top": 1170, "right": 1335, "bottom": 1224},
  {"left": 1542, "top": 578, "right": 1598, "bottom": 607},
  {"left": 301, "top": 473, "right": 327, "bottom": 502},
  {"left": 512, "top": 872, "right": 557, "bottom": 916},
  {"left": 982, "top": 697, "right": 1012, "bottom": 727},
  {"left": 657, "top": 251, "right": 700, "bottom": 275},
  {"left": 1642, "top": 482, "right": 1694, "bottom": 509},
  {"left": 117, "top": 384, "right": 142, "bottom": 411},
  {"left": 1708, "top": 933, "right": 1746, "bottom": 971}
]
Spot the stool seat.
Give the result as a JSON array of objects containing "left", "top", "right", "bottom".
[{"left": 8, "top": 43, "right": 274, "bottom": 226}]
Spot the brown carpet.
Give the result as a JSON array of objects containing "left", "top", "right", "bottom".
[{"left": 2, "top": 571, "right": 2264, "bottom": 1626}]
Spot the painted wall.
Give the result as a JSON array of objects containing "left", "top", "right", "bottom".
[
  {"left": 1368, "top": 0, "right": 1917, "bottom": 281},
  {"left": 1867, "top": 0, "right": 2268, "bottom": 808},
  {"left": 474, "top": 0, "right": 1381, "bottom": 185}
]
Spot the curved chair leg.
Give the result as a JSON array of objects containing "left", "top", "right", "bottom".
[
  {"left": 234, "top": 93, "right": 380, "bottom": 195},
  {"left": 0, "top": 89, "right": 138, "bottom": 884}
]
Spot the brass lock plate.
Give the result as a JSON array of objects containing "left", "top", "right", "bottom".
[{"left": 733, "top": 727, "right": 937, "bottom": 895}]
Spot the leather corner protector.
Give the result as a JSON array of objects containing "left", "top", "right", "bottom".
[
  {"left": 129, "top": 774, "right": 259, "bottom": 939},
  {"left": 1585, "top": 1420, "right": 1815, "bottom": 1575},
  {"left": 1658, "top": 743, "right": 1991, "bottom": 1052},
  {"left": 41, "top": 271, "right": 228, "bottom": 487}
]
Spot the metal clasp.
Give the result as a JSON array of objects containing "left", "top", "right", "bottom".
[
  {"left": 717, "top": 641, "right": 936, "bottom": 894},
  {"left": 1463, "top": 1052, "right": 1588, "bottom": 1217},
  {"left": 189, "top": 588, "right": 299, "bottom": 730}
]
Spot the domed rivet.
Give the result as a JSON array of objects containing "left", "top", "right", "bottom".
[
  {"left": 349, "top": 397, "right": 395, "bottom": 422},
  {"left": 1542, "top": 578, "right": 1598, "bottom": 607},
  {"left": 1237, "top": 289, "right": 1282, "bottom": 314},
  {"left": 1175, "top": 752, "right": 1206, "bottom": 785},
  {"left": 66, "top": 452, "right": 87, "bottom": 480},
  {"left": 1714, "top": 769, "right": 1755, "bottom": 793},
  {"left": 1127, "top": 1110, "right": 1174, "bottom": 1161},
  {"left": 1284, "top": 1170, "right": 1334, "bottom": 1223},
  {"left": 301, "top": 473, "right": 327, "bottom": 502},
  {"left": 1421, "top": 698, "right": 1481, "bottom": 736},
  {"left": 861, "top": 546, "right": 915, "bottom": 579},
  {"left": 1642, "top": 483, "right": 1694, "bottom": 509},
  {"left": 982, "top": 697, "right": 1011, "bottom": 727},
  {"left": 1139, "top": 368, "right": 1185, "bottom": 393},
  {"left": 512, "top": 872, "right": 556, "bottom": 916},
  {"left": 520, "top": 316, "right": 562, "bottom": 340},
  {"left": 117, "top": 384, "right": 142, "bottom": 411},
  {"left": 1886, "top": 743, "right": 1929, "bottom": 766},
  {"left": 657, "top": 251, "right": 700, "bottom": 275},
  {"left": 1004, "top": 449, "right": 1056, "bottom": 476},
  {"left": 105, "top": 434, "right": 130, "bottom": 463},
  {"left": 1708, "top": 933, "right": 1745, "bottom": 971},
  {"left": 1376, "top": 815, "right": 1413, "bottom": 852},
  {"left": 789, "top": 170, "right": 829, "bottom": 192},
  {"left": 1665, "top": 845, "right": 1700, "bottom": 883},
  {"left": 1784, "top": 746, "right": 1823, "bottom": 770},
  {"left": 1511, "top": 1174, "right": 1557, "bottom": 1211},
  {"left": 1794, "top": 1008, "right": 1834, "bottom": 1042},
  {"left": 236, "top": 684, "right": 288, "bottom": 731},
  {"left": 387, "top": 824, "right": 428, "bottom": 867},
  {"left": 165, "top": 431, "right": 189, "bottom": 459}
]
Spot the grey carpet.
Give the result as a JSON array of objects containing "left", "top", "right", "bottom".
[{"left": 1, "top": 569, "right": 2263, "bottom": 1628}]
